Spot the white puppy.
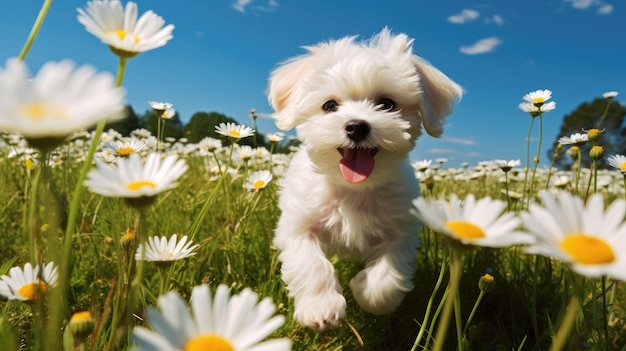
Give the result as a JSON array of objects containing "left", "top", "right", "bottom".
[{"left": 267, "top": 28, "right": 462, "bottom": 331}]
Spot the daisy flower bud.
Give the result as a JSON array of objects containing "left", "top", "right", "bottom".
[
  {"left": 69, "top": 311, "right": 96, "bottom": 341},
  {"left": 478, "top": 274, "right": 495, "bottom": 293},
  {"left": 590, "top": 145, "right": 604, "bottom": 161}
]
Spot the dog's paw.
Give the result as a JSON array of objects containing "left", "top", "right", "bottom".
[
  {"left": 294, "top": 292, "right": 347, "bottom": 331},
  {"left": 350, "top": 267, "right": 411, "bottom": 315}
]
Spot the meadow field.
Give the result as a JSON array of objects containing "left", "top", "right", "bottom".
[{"left": 2, "top": 121, "right": 626, "bottom": 351}]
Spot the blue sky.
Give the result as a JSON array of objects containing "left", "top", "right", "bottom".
[{"left": 1, "top": 0, "right": 624, "bottom": 167}]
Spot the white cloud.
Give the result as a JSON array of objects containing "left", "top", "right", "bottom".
[
  {"left": 460, "top": 37, "right": 502, "bottom": 55},
  {"left": 428, "top": 148, "right": 457, "bottom": 154},
  {"left": 492, "top": 14, "right": 504, "bottom": 25},
  {"left": 597, "top": 4, "right": 613, "bottom": 14},
  {"left": 233, "top": 0, "right": 279, "bottom": 13},
  {"left": 447, "top": 9, "right": 480, "bottom": 24},
  {"left": 233, "top": 0, "right": 252, "bottom": 12},
  {"left": 442, "top": 137, "right": 476, "bottom": 145},
  {"left": 566, "top": 0, "right": 595, "bottom": 9},
  {"left": 563, "top": 0, "right": 613, "bottom": 14}
]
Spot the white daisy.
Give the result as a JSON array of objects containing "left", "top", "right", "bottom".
[
  {"left": 518, "top": 101, "right": 556, "bottom": 116},
  {"left": 244, "top": 170, "right": 273, "bottom": 191},
  {"left": 161, "top": 107, "right": 176, "bottom": 119},
  {"left": 520, "top": 192, "right": 626, "bottom": 280},
  {"left": 103, "top": 138, "right": 147, "bottom": 157},
  {"left": 0, "top": 58, "right": 125, "bottom": 149},
  {"left": 493, "top": 159, "right": 521, "bottom": 172},
  {"left": 132, "top": 128, "right": 153, "bottom": 139},
  {"left": 558, "top": 133, "right": 589, "bottom": 146},
  {"left": 608, "top": 154, "right": 626, "bottom": 175},
  {"left": 148, "top": 101, "right": 173, "bottom": 113},
  {"left": 84, "top": 152, "right": 188, "bottom": 200},
  {"left": 412, "top": 159, "right": 432, "bottom": 172},
  {"left": 500, "top": 189, "right": 523, "bottom": 200},
  {"left": 132, "top": 284, "right": 292, "bottom": 351},
  {"left": 236, "top": 145, "right": 254, "bottom": 162},
  {"left": 267, "top": 133, "right": 284, "bottom": 143},
  {"left": 0, "top": 262, "right": 58, "bottom": 301},
  {"left": 198, "top": 137, "right": 222, "bottom": 154},
  {"left": 522, "top": 89, "right": 553, "bottom": 106},
  {"left": 77, "top": 0, "right": 174, "bottom": 58},
  {"left": 135, "top": 234, "right": 199, "bottom": 262},
  {"left": 603, "top": 91, "right": 618, "bottom": 99},
  {"left": 412, "top": 194, "right": 533, "bottom": 248},
  {"left": 519, "top": 89, "right": 556, "bottom": 116},
  {"left": 215, "top": 122, "right": 255, "bottom": 141}
]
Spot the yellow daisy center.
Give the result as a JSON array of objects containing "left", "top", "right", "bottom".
[
  {"left": 620, "top": 162, "right": 626, "bottom": 171},
  {"left": 123, "top": 229, "right": 136, "bottom": 241},
  {"left": 70, "top": 311, "right": 93, "bottom": 322},
  {"left": 228, "top": 130, "right": 241, "bottom": 137},
  {"left": 21, "top": 103, "right": 66, "bottom": 120},
  {"left": 253, "top": 180, "right": 266, "bottom": 189},
  {"left": 184, "top": 334, "right": 234, "bottom": 351},
  {"left": 561, "top": 234, "right": 615, "bottom": 264},
  {"left": 116, "top": 147, "right": 135, "bottom": 156},
  {"left": 109, "top": 30, "right": 140, "bottom": 43},
  {"left": 126, "top": 180, "right": 157, "bottom": 191},
  {"left": 18, "top": 281, "right": 49, "bottom": 300},
  {"left": 24, "top": 158, "right": 36, "bottom": 170},
  {"left": 445, "top": 221, "right": 486, "bottom": 239}
]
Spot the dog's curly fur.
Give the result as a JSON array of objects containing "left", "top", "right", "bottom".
[{"left": 267, "top": 28, "right": 462, "bottom": 331}]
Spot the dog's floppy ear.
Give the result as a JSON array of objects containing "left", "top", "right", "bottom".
[
  {"left": 412, "top": 56, "right": 463, "bottom": 137},
  {"left": 267, "top": 53, "right": 315, "bottom": 130}
]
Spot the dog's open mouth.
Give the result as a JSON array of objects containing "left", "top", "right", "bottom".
[{"left": 337, "top": 147, "right": 379, "bottom": 184}]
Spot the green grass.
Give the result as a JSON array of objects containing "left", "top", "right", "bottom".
[{"left": 1, "top": 141, "right": 626, "bottom": 351}]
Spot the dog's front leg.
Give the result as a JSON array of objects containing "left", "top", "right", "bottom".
[
  {"left": 276, "top": 234, "right": 346, "bottom": 331},
  {"left": 350, "top": 234, "right": 419, "bottom": 315}
]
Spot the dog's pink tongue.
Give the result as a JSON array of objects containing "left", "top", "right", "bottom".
[{"left": 339, "top": 148, "right": 375, "bottom": 184}]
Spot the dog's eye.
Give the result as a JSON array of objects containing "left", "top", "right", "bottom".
[
  {"left": 377, "top": 98, "right": 396, "bottom": 111},
  {"left": 322, "top": 100, "right": 339, "bottom": 112}
]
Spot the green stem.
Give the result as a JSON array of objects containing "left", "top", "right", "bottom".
[
  {"left": 454, "top": 289, "right": 464, "bottom": 351},
  {"left": 410, "top": 250, "right": 448, "bottom": 351},
  {"left": 188, "top": 142, "right": 236, "bottom": 241},
  {"left": 574, "top": 149, "right": 582, "bottom": 194},
  {"left": 18, "top": 0, "right": 53, "bottom": 61},
  {"left": 528, "top": 114, "right": 543, "bottom": 206},
  {"left": 583, "top": 160, "right": 597, "bottom": 202},
  {"left": 548, "top": 295, "right": 580, "bottom": 351},
  {"left": 433, "top": 249, "right": 465, "bottom": 351},
  {"left": 504, "top": 171, "right": 511, "bottom": 210},
  {"left": 602, "top": 276, "right": 609, "bottom": 351},
  {"left": 157, "top": 115, "right": 162, "bottom": 152},
  {"left": 597, "top": 99, "right": 612, "bottom": 128},
  {"left": 26, "top": 161, "right": 43, "bottom": 265},
  {"left": 49, "top": 55, "right": 128, "bottom": 350},
  {"left": 463, "top": 291, "right": 485, "bottom": 337},
  {"left": 522, "top": 117, "right": 536, "bottom": 208}
]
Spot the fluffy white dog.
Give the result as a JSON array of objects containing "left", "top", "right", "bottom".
[{"left": 267, "top": 28, "right": 462, "bottom": 331}]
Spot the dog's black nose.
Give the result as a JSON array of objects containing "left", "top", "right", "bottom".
[{"left": 344, "top": 120, "right": 370, "bottom": 142}]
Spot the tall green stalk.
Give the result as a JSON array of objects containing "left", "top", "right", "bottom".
[
  {"left": 527, "top": 114, "right": 543, "bottom": 207},
  {"left": 433, "top": 249, "right": 466, "bottom": 351},
  {"left": 410, "top": 249, "right": 448, "bottom": 351},
  {"left": 47, "top": 56, "right": 128, "bottom": 350},
  {"left": 522, "top": 116, "right": 536, "bottom": 208},
  {"left": 18, "top": 0, "right": 53, "bottom": 61}
]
